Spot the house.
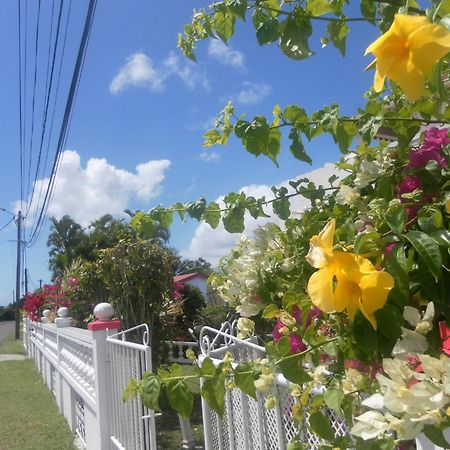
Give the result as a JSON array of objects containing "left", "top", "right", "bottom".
[{"left": 173, "top": 273, "right": 208, "bottom": 297}]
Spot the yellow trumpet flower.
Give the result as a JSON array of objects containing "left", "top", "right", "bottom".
[
  {"left": 306, "top": 220, "right": 394, "bottom": 329},
  {"left": 365, "top": 14, "right": 450, "bottom": 100}
]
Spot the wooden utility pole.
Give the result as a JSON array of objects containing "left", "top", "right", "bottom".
[{"left": 15, "top": 211, "right": 22, "bottom": 339}]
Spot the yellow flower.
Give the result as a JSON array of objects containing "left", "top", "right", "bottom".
[
  {"left": 365, "top": 14, "right": 450, "bottom": 100},
  {"left": 306, "top": 220, "right": 394, "bottom": 329}
]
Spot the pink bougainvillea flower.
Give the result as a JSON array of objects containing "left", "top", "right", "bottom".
[
  {"left": 365, "top": 14, "right": 450, "bottom": 100},
  {"left": 396, "top": 174, "right": 421, "bottom": 196},
  {"left": 384, "top": 243, "right": 397, "bottom": 256}
]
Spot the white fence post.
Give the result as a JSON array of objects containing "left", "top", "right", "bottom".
[{"left": 87, "top": 303, "right": 121, "bottom": 450}]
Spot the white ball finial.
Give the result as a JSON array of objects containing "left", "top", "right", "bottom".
[
  {"left": 57, "top": 307, "right": 69, "bottom": 318},
  {"left": 42, "top": 309, "right": 51, "bottom": 318},
  {"left": 94, "top": 303, "right": 114, "bottom": 321}
]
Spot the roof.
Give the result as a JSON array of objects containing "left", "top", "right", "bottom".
[{"left": 173, "top": 273, "right": 208, "bottom": 283}]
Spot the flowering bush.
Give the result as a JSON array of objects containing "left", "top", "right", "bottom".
[
  {"left": 123, "top": 1, "right": 450, "bottom": 448},
  {"left": 23, "top": 283, "right": 71, "bottom": 322}
]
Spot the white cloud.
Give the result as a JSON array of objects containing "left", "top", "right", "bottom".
[
  {"left": 164, "top": 52, "right": 210, "bottom": 91},
  {"left": 182, "top": 162, "right": 345, "bottom": 265},
  {"left": 207, "top": 40, "right": 245, "bottom": 69},
  {"left": 17, "top": 150, "right": 171, "bottom": 226},
  {"left": 199, "top": 151, "right": 221, "bottom": 162},
  {"left": 109, "top": 53, "right": 166, "bottom": 94},
  {"left": 110, "top": 51, "right": 209, "bottom": 94},
  {"left": 232, "top": 81, "right": 272, "bottom": 105}
]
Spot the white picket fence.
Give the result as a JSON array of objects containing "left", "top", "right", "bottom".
[
  {"left": 198, "top": 320, "right": 347, "bottom": 450},
  {"left": 23, "top": 305, "right": 156, "bottom": 450}
]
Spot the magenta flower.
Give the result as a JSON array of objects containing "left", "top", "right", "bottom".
[
  {"left": 384, "top": 243, "right": 397, "bottom": 256},
  {"left": 272, "top": 321, "right": 306, "bottom": 353},
  {"left": 396, "top": 174, "right": 421, "bottom": 196},
  {"left": 408, "top": 127, "right": 449, "bottom": 169}
]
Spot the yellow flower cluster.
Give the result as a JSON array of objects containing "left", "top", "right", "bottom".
[
  {"left": 366, "top": 14, "right": 450, "bottom": 100},
  {"left": 306, "top": 220, "right": 394, "bottom": 329}
]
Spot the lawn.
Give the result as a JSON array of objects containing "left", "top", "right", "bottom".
[
  {"left": 0, "top": 359, "right": 75, "bottom": 450},
  {"left": 0, "top": 332, "right": 25, "bottom": 354}
]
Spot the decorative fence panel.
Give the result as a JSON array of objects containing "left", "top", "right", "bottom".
[
  {"left": 107, "top": 324, "right": 156, "bottom": 450},
  {"left": 198, "top": 321, "right": 347, "bottom": 450},
  {"left": 23, "top": 307, "right": 157, "bottom": 450}
]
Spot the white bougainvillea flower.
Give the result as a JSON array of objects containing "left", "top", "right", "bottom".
[
  {"left": 403, "top": 302, "right": 434, "bottom": 334},
  {"left": 335, "top": 185, "right": 360, "bottom": 206},
  {"left": 351, "top": 410, "right": 389, "bottom": 440},
  {"left": 237, "top": 317, "right": 255, "bottom": 339},
  {"left": 392, "top": 327, "right": 429, "bottom": 358}
]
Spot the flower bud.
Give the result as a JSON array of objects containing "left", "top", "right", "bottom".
[{"left": 265, "top": 396, "right": 276, "bottom": 409}]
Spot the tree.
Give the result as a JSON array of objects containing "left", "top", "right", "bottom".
[
  {"left": 176, "top": 256, "right": 214, "bottom": 276},
  {"left": 47, "top": 216, "right": 85, "bottom": 280}
]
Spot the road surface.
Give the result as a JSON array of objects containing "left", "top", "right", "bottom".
[{"left": 0, "top": 321, "right": 15, "bottom": 344}]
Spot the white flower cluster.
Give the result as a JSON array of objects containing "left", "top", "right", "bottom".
[
  {"left": 351, "top": 354, "right": 450, "bottom": 441},
  {"left": 351, "top": 303, "right": 447, "bottom": 442},
  {"left": 210, "top": 224, "right": 282, "bottom": 317}
]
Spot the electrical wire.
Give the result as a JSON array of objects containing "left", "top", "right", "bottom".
[
  {"left": 0, "top": 217, "right": 15, "bottom": 233},
  {"left": 27, "top": 0, "right": 98, "bottom": 247},
  {"left": 25, "top": 0, "right": 66, "bottom": 220}
]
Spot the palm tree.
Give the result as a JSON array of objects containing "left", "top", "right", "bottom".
[{"left": 47, "top": 216, "right": 85, "bottom": 280}]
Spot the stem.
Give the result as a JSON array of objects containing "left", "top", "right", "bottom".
[{"left": 275, "top": 336, "right": 339, "bottom": 365}]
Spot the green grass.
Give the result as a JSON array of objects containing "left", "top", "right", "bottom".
[
  {"left": 0, "top": 331, "right": 25, "bottom": 354},
  {"left": 0, "top": 359, "right": 75, "bottom": 450}
]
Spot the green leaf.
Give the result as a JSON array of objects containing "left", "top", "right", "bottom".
[
  {"left": 384, "top": 245, "right": 409, "bottom": 306},
  {"left": 213, "top": 10, "right": 236, "bottom": 42},
  {"left": 166, "top": 380, "right": 193, "bottom": 418},
  {"left": 204, "top": 202, "right": 221, "bottom": 229},
  {"left": 323, "top": 388, "right": 344, "bottom": 413},
  {"left": 432, "top": 229, "right": 450, "bottom": 247},
  {"left": 272, "top": 196, "right": 291, "bottom": 220},
  {"left": 234, "top": 364, "right": 257, "bottom": 399},
  {"left": 375, "top": 304, "right": 402, "bottom": 349},
  {"left": 279, "top": 13, "right": 313, "bottom": 60},
  {"left": 334, "top": 120, "right": 357, "bottom": 153},
  {"left": 385, "top": 206, "right": 406, "bottom": 235},
  {"left": 222, "top": 205, "right": 245, "bottom": 233},
  {"left": 140, "top": 373, "right": 161, "bottom": 411},
  {"left": 122, "top": 378, "right": 139, "bottom": 402},
  {"left": 289, "top": 128, "right": 312, "bottom": 164},
  {"left": 278, "top": 356, "right": 311, "bottom": 384},
  {"left": 309, "top": 411, "right": 335, "bottom": 442},
  {"left": 172, "top": 202, "right": 187, "bottom": 221},
  {"left": 201, "top": 367, "right": 226, "bottom": 417},
  {"left": 226, "top": 0, "right": 248, "bottom": 20},
  {"left": 277, "top": 336, "right": 292, "bottom": 356},
  {"left": 262, "top": 303, "right": 280, "bottom": 318},
  {"left": 256, "top": 18, "right": 280, "bottom": 45},
  {"left": 326, "top": 20, "right": 349, "bottom": 57},
  {"left": 201, "top": 357, "right": 216, "bottom": 376},
  {"left": 187, "top": 197, "right": 207, "bottom": 221},
  {"left": 354, "top": 231, "right": 380, "bottom": 254},
  {"left": 306, "top": 0, "right": 333, "bottom": 16},
  {"left": 423, "top": 425, "right": 450, "bottom": 449},
  {"left": 283, "top": 105, "right": 308, "bottom": 123},
  {"left": 241, "top": 116, "right": 270, "bottom": 157},
  {"left": 360, "top": 0, "right": 377, "bottom": 23},
  {"left": 405, "top": 230, "right": 442, "bottom": 281}
]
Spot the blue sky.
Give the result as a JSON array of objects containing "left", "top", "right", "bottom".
[{"left": 0, "top": 0, "right": 380, "bottom": 305}]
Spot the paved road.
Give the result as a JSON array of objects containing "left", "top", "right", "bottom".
[{"left": 0, "top": 321, "right": 15, "bottom": 344}]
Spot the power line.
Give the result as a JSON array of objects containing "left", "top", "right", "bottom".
[
  {"left": 25, "top": 0, "right": 66, "bottom": 220},
  {"left": 0, "top": 217, "right": 15, "bottom": 233},
  {"left": 27, "top": 0, "right": 97, "bottom": 247}
]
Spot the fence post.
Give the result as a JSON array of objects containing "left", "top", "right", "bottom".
[
  {"left": 56, "top": 307, "right": 74, "bottom": 427},
  {"left": 88, "top": 303, "right": 122, "bottom": 450}
]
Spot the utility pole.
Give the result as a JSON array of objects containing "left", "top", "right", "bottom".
[
  {"left": 39, "top": 279, "right": 43, "bottom": 289},
  {"left": 24, "top": 268, "right": 29, "bottom": 296},
  {"left": 15, "top": 211, "right": 22, "bottom": 339}
]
